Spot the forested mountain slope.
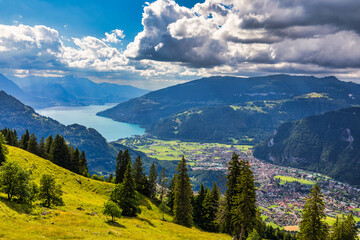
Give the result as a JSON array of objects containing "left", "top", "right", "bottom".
[{"left": 253, "top": 107, "right": 360, "bottom": 186}]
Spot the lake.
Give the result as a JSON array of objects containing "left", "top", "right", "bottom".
[{"left": 36, "top": 104, "right": 145, "bottom": 142}]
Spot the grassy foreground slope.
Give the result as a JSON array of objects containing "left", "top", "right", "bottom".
[{"left": 0, "top": 146, "right": 230, "bottom": 240}]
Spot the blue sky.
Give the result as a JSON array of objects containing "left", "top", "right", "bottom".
[{"left": 0, "top": 0, "right": 360, "bottom": 89}]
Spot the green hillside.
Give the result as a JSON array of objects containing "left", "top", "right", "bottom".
[
  {"left": 254, "top": 107, "right": 360, "bottom": 186},
  {"left": 0, "top": 146, "right": 230, "bottom": 240}
]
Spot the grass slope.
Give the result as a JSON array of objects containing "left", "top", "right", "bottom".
[{"left": 0, "top": 146, "right": 230, "bottom": 240}]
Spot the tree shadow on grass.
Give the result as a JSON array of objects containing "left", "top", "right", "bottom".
[
  {"left": 105, "top": 220, "right": 126, "bottom": 228},
  {"left": 0, "top": 196, "right": 33, "bottom": 214},
  {"left": 137, "top": 217, "right": 155, "bottom": 227}
]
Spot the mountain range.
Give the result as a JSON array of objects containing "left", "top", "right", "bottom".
[
  {"left": 1, "top": 73, "right": 148, "bottom": 108},
  {"left": 253, "top": 107, "right": 360, "bottom": 186},
  {"left": 98, "top": 74, "right": 360, "bottom": 144}
]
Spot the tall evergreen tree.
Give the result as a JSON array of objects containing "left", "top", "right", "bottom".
[
  {"left": 223, "top": 152, "right": 241, "bottom": 234},
  {"left": 79, "top": 150, "right": 89, "bottom": 177},
  {"left": 148, "top": 162, "right": 158, "bottom": 199},
  {"left": 194, "top": 183, "right": 206, "bottom": 224},
  {"left": 201, "top": 181, "right": 220, "bottom": 232},
  {"left": 132, "top": 156, "right": 148, "bottom": 195},
  {"left": 50, "top": 135, "right": 71, "bottom": 170},
  {"left": 173, "top": 156, "right": 193, "bottom": 227},
  {"left": 71, "top": 148, "right": 81, "bottom": 174},
  {"left": 38, "top": 137, "right": 45, "bottom": 158},
  {"left": 0, "top": 132, "right": 8, "bottom": 165},
  {"left": 44, "top": 135, "right": 53, "bottom": 158},
  {"left": 111, "top": 162, "right": 140, "bottom": 217},
  {"left": 166, "top": 173, "right": 176, "bottom": 212},
  {"left": 27, "top": 133, "right": 38, "bottom": 155},
  {"left": 115, "top": 149, "right": 131, "bottom": 184},
  {"left": 298, "top": 183, "right": 329, "bottom": 240},
  {"left": 231, "top": 159, "right": 258, "bottom": 240},
  {"left": 19, "top": 129, "right": 30, "bottom": 150},
  {"left": 331, "top": 214, "right": 358, "bottom": 240},
  {"left": 159, "top": 167, "right": 168, "bottom": 203}
]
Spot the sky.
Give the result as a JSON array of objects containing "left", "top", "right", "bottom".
[{"left": 0, "top": 0, "right": 360, "bottom": 90}]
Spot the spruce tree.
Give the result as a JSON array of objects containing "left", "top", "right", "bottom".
[
  {"left": 159, "top": 167, "right": 168, "bottom": 203},
  {"left": 166, "top": 173, "right": 176, "bottom": 212},
  {"left": 80, "top": 150, "right": 89, "bottom": 177},
  {"left": 50, "top": 135, "right": 71, "bottom": 170},
  {"left": 0, "top": 132, "right": 8, "bottom": 165},
  {"left": 44, "top": 135, "right": 53, "bottom": 158},
  {"left": 27, "top": 133, "right": 38, "bottom": 155},
  {"left": 331, "top": 214, "right": 358, "bottom": 240},
  {"left": 173, "top": 156, "right": 193, "bottom": 227},
  {"left": 148, "top": 162, "right": 158, "bottom": 199},
  {"left": 202, "top": 181, "right": 220, "bottom": 232},
  {"left": 132, "top": 156, "right": 148, "bottom": 195},
  {"left": 231, "top": 159, "right": 258, "bottom": 240},
  {"left": 19, "top": 129, "right": 30, "bottom": 150},
  {"left": 111, "top": 162, "right": 140, "bottom": 217},
  {"left": 71, "top": 148, "right": 81, "bottom": 174},
  {"left": 298, "top": 183, "right": 328, "bottom": 240},
  {"left": 224, "top": 152, "right": 241, "bottom": 234},
  {"left": 38, "top": 137, "right": 45, "bottom": 158},
  {"left": 115, "top": 149, "right": 131, "bottom": 184},
  {"left": 194, "top": 183, "right": 206, "bottom": 224}
]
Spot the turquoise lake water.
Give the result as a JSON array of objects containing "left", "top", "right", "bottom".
[{"left": 36, "top": 104, "right": 145, "bottom": 142}]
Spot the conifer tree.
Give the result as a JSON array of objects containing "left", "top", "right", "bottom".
[
  {"left": 173, "top": 156, "right": 193, "bottom": 227},
  {"left": 115, "top": 150, "right": 123, "bottom": 184},
  {"left": 201, "top": 181, "right": 220, "bottom": 232},
  {"left": 132, "top": 156, "right": 148, "bottom": 195},
  {"left": 231, "top": 159, "right": 258, "bottom": 240},
  {"left": 27, "top": 133, "right": 38, "bottom": 155},
  {"left": 115, "top": 149, "right": 131, "bottom": 184},
  {"left": 159, "top": 167, "right": 168, "bottom": 203},
  {"left": 80, "top": 150, "right": 89, "bottom": 177},
  {"left": 19, "top": 129, "right": 30, "bottom": 150},
  {"left": 246, "top": 229, "right": 261, "bottom": 240},
  {"left": 38, "top": 137, "right": 45, "bottom": 158},
  {"left": 194, "top": 183, "right": 206, "bottom": 224},
  {"left": 298, "top": 183, "right": 328, "bottom": 240},
  {"left": 44, "top": 135, "right": 53, "bottom": 158},
  {"left": 111, "top": 162, "right": 140, "bottom": 217},
  {"left": 0, "top": 132, "right": 8, "bottom": 165},
  {"left": 71, "top": 148, "right": 81, "bottom": 174},
  {"left": 148, "top": 162, "right": 158, "bottom": 199},
  {"left": 223, "top": 152, "right": 241, "bottom": 234},
  {"left": 50, "top": 135, "right": 71, "bottom": 170},
  {"left": 166, "top": 173, "right": 176, "bottom": 212},
  {"left": 331, "top": 214, "right": 358, "bottom": 240}
]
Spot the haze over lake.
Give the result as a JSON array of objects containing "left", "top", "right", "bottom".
[{"left": 36, "top": 104, "right": 145, "bottom": 141}]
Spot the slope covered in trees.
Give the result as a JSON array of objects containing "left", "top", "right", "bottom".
[
  {"left": 99, "top": 74, "right": 360, "bottom": 143},
  {"left": 0, "top": 146, "right": 230, "bottom": 240},
  {"left": 254, "top": 107, "right": 360, "bottom": 186}
]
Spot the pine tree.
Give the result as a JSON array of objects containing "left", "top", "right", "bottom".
[
  {"left": 173, "top": 156, "right": 193, "bottom": 227},
  {"left": 19, "top": 129, "right": 30, "bottom": 150},
  {"left": 194, "top": 183, "right": 206, "bottom": 224},
  {"left": 111, "top": 162, "right": 140, "bottom": 217},
  {"left": 71, "top": 148, "right": 81, "bottom": 174},
  {"left": 298, "top": 183, "right": 328, "bottom": 240},
  {"left": 223, "top": 152, "right": 241, "bottom": 234},
  {"left": 27, "top": 133, "right": 38, "bottom": 155},
  {"left": 38, "top": 137, "right": 45, "bottom": 158},
  {"left": 201, "top": 181, "right": 220, "bottom": 232},
  {"left": 246, "top": 229, "right": 261, "bottom": 240},
  {"left": 159, "top": 167, "right": 168, "bottom": 203},
  {"left": 50, "top": 135, "right": 71, "bottom": 170},
  {"left": 80, "top": 150, "right": 89, "bottom": 177},
  {"left": 132, "top": 156, "right": 148, "bottom": 195},
  {"left": 44, "top": 135, "right": 53, "bottom": 158},
  {"left": 331, "top": 214, "right": 358, "bottom": 240},
  {"left": 0, "top": 132, "right": 8, "bottom": 165},
  {"left": 115, "top": 149, "right": 131, "bottom": 184},
  {"left": 231, "top": 159, "right": 258, "bottom": 240},
  {"left": 148, "top": 162, "right": 158, "bottom": 199},
  {"left": 166, "top": 173, "right": 176, "bottom": 212}
]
